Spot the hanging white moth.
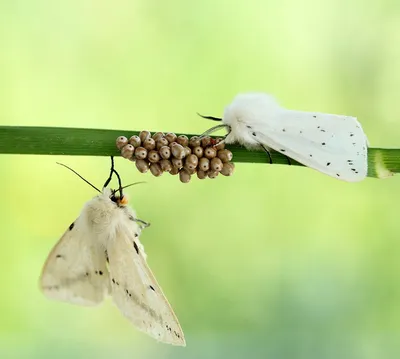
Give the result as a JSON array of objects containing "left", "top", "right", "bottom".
[
  {"left": 39, "top": 158, "right": 186, "bottom": 346},
  {"left": 200, "top": 92, "right": 369, "bottom": 182}
]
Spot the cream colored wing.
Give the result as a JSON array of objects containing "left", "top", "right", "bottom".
[
  {"left": 252, "top": 110, "right": 368, "bottom": 182},
  {"left": 40, "top": 217, "right": 110, "bottom": 306},
  {"left": 107, "top": 229, "right": 185, "bottom": 346}
]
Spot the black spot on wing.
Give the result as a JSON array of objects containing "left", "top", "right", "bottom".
[
  {"left": 133, "top": 241, "right": 139, "bottom": 254},
  {"left": 55, "top": 254, "right": 63, "bottom": 259},
  {"left": 149, "top": 285, "right": 155, "bottom": 291},
  {"left": 69, "top": 222, "right": 75, "bottom": 230}
]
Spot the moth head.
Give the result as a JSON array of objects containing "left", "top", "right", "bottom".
[{"left": 109, "top": 189, "right": 129, "bottom": 206}]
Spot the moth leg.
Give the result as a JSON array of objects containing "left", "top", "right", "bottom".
[
  {"left": 134, "top": 218, "right": 151, "bottom": 228},
  {"left": 260, "top": 144, "right": 273, "bottom": 164}
]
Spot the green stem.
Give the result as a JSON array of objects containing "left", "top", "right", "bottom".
[{"left": 0, "top": 126, "right": 398, "bottom": 179}]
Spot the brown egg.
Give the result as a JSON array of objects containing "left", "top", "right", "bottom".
[
  {"left": 210, "top": 157, "right": 223, "bottom": 172},
  {"left": 176, "top": 135, "right": 189, "bottom": 147},
  {"left": 156, "top": 137, "right": 169, "bottom": 150},
  {"left": 150, "top": 163, "right": 163, "bottom": 177},
  {"left": 152, "top": 132, "right": 164, "bottom": 141},
  {"left": 183, "top": 164, "right": 197, "bottom": 175},
  {"left": 169, "top": 166, "right": 180, "bottom": 175},
  {"left": 207, "top": 170, "right": 219, "bottom": 179},
  {"left": 129, "top": 135, "right": 141, "bottom": 148},
  {"left": 170, "top": 142, "right": 186, "bottom": 159},
  {"left": 179, "top": 169, "right": 191, "bottom": 183},
  {"left": 189, "top": 136, "right": 201, "bottom": 148},
  {"left": 204, "top": 147, "right": 217, "bottom": 159},
  {"left": 148, "top": 150, "right": 160, "bottom": 163},
  {"left": 164, "top": 132, "right": 177, "bottom": 143},
  {"left": 220, "top": 162, "right": 235, "bottom": 176},
  {"left": 217, "top": 149, "right": 233, "bottom": 163},
  {"left": 143, "top": 138, "right": 156, "bottom": 151},
  {"left": 201, "top": 136, "right": 211, "bottom": 147},
  {"left": 139, "top": 131, "right": 151, "bottom": 143},
  {"left": 185, "top": 154, "right": 198, "bottom": 170},
  {"left": 192, "top": 146, "right": 204, "bottom": 158},
  {"left": 121, "top": 144, "right": 135, "bottom": 159},
  {"left": 197, "top": 170, "right": 207, "bottom": 179},
  {"left": 135, "top": 159, "right": 150, "bottom": 173},
  {"left": 171, "top": 157, "right": 183, "bottom": 169},
  {"left": 159, "top": 146, "right": 171, "bottom": 159},
  {"left": 215, "top": 139, "right": 225, "bottom": 151},
  {"left": 198, "top": 157, "right": 210, "bottom": 171},
  {"left": 116, "top": 136, "right": 128, "bottom": 150},
  {"left": 134, "top": 146, "right": 148, "bottom": 160},
  {"left": 160, "top": 159, "right": 172, "bottom": 172}
]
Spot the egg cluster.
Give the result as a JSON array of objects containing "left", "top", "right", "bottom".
[{"left": 116, "top": 131, "right": 234, "bottom": 183}]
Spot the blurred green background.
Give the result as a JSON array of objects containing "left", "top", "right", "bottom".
[{"left": 1, "top": 1, "right": 400, "bottom": 358}]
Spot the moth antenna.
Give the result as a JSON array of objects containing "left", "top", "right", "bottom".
[
  {"left": 103, "top": 156, "right": 115, "bottom": 188},
  {"left": 197, "top": 113, "right": 223, "bottom": 121},
  {"left": 56, "top": 162, "right": 101, "bottom": 193},
  {"left": 199, "top": 123, "right": 231, "bottom": 139},
  {"left": 110, "top": 181, "right": 146, "bottom": 197}
]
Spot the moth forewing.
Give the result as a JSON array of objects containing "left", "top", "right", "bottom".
[
  {"left": 107, "top": 227, "right": 186, "bottom": 346},
  {"left": 39, "top": 215, "right": 110, "bottom": 306}
]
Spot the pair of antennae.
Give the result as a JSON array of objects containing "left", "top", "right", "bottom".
[{"left": 57, "top": 156, "right": 142, "bottom": 197}]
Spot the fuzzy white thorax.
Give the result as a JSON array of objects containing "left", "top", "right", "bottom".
[{"left": 223, "top": 93, "right": 282, "bottom": 148}]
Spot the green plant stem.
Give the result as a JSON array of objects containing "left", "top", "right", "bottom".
[{"left": 0, "top": 126, "right": 399, "bottom": 178}]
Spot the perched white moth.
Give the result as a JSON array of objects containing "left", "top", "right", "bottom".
[
  {"left": 40, "top": 160, "right": 185, "bottom": 346},
  {"left": 200, "top": 92, "right": 369, "bottom": 182}
]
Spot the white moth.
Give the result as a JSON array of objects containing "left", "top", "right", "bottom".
[
  {"left": 201, "top": 92, "right": 369, "bottom": 182},
  {"left": 40, "top": 161, "right": 185, "bottom": 346}
]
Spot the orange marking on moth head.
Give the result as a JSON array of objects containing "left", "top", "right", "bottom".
[{"left": 119, "top": 196, "right": 129, "bottom": 205}]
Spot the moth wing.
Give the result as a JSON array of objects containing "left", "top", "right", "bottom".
[
  {"left": 253, "top": 110, "right": 368, "bottom": 182},
  {"left": 107, "top": 228, "right": 185, "bottom": 346},
  {"left": 40, "top": 217, "right": 110, "bottom": 306}
]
